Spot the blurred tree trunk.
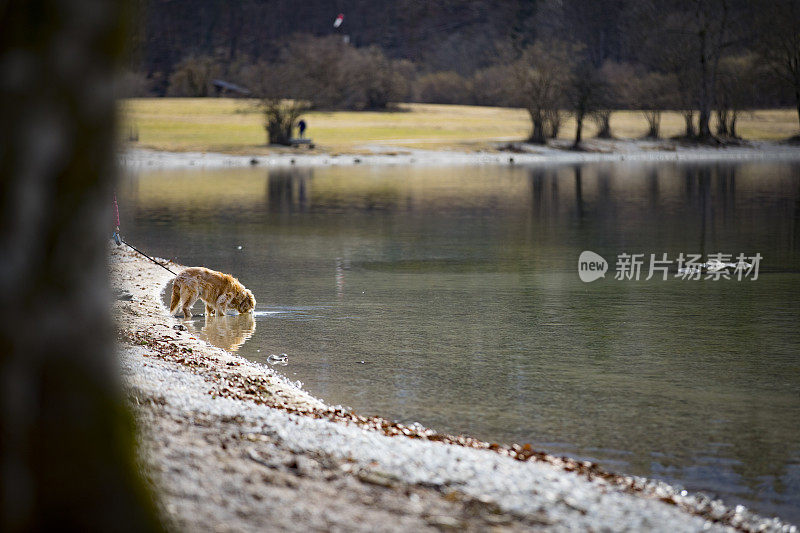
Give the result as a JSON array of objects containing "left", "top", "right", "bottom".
[{"left": 0, "top": 1, "right": 163, "bottom": 531}]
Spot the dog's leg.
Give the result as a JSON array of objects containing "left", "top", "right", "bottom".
[
  {"left": 215, "top": 294, "right": 231, "bottom": 316},
  {"left": 181, "top": 289, "right": 198, "bottom": 319},
  {"left": 205, "top": 302, "right": 215, "bottom": 316},
  {"left": 169, "top": 282, "right": 181, "bottom": 315}
]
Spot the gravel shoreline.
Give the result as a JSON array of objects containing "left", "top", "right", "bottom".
[
  {"left": 112, "top": 246, "right": 796, "bottom": 532},
  {"left": 121, "top": 139, "right": 800, "bottom": 169}
]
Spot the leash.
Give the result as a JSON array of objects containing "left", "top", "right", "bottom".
[
  {"left": 113, "top": 193, "right": 177, "bottom": 276},
  {"left": 119, "top": 236, "right": 177, "bottom": 275}
]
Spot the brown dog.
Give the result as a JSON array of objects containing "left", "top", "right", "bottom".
[{"left": 169, "top": 267, "right": 255, "bottom": 319}]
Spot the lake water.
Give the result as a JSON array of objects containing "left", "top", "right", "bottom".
[{"left": 119, "top": 161, "right": 800, "bottom": 523}]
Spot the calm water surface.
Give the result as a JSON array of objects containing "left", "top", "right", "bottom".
[{"left": 119, "top": 161, "right": 800, "bottom": 522}]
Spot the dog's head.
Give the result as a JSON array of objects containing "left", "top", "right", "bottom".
[{"left": 233, "top": 289, "right": 256, "bottom": 314}]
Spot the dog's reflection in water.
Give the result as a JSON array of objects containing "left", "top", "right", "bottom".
[{"left": 192, "top": 312, "right": 256, "bottom": 352}]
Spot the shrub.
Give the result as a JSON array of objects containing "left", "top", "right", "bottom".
[
  {"left": 166, "top": 55, "right": 221, "bottom": 97},
  {"left": 277, "top": 35, "right": 411, "bottom": 110},
  {"left": 415, "top": 71, "right": 472, "bottom": 105},
  {"left": 471, "top": 65, "right": 514, "bottom": 107},
  {"left": 340, "top": 46, "right": 410, "bottom": 110}
]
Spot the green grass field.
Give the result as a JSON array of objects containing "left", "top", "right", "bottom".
[{"left": 119, "top": 98, "right": 800, "bottom": 154}]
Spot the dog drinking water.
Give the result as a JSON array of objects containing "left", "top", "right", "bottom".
[{"left": 170, "top": 267, "right": 255, "bottom": 319}]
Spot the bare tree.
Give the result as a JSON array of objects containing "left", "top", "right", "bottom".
[
  {"left": 260, "top": 98, "right": 309, "bottom": 146},
  {"left": 689, "top": 0, "right": 732, "bottom": 138},
  {"left": 167, "top": 55, "right": 222, "bottom": 96},
  {"left": 590, "top": 61, "right": 616, "bottom": 139},
  {"left": 0, "top": 0, "right": 164, "bottom": 530},
  {"left": 625, "top": 0, "right": 746, "bottom": 140},
  {"left": 659, "top": 23, "right": 702, "bottom": 138},
  {"left": 568, "top": 60, "right": 607, "bottom": 146},
  {"left": 636, "top": 72, "right": 677, "bottom": 138},
  {"left": 242, "top": 62, "right": 309, "bottom": 146},
  {"left": 592, "top": 61, "right": 640, "bottom": 139},
  {"left": 753, "top": 0, "right": 800, "bottom": 130},
  {"left": 545, "top": 108, "right": 564, "bottom": 139},
  {"left": 673, "top": 0, "right": 748, "bottom": 139},
  {"left": 715, "top": 53, "right": 759, "bottom": 137},
  {"left": 511, "top": 41, "right": 575, "bottom": 144},
  {"left": 591, "top": 111, "right": 614, "bottom": 139}
]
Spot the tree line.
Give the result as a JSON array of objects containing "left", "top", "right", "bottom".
[{"left": 123, "top": 0, "right": 800, "bottom": 144}]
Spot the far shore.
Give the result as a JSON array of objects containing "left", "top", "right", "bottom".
[
  {"left": 122, "top": 138, "right": 800, "bottom": 170},
  {"left": 120, "top": 99, "right": 800, "bottom": 157}
]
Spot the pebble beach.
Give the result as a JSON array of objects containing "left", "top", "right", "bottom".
[{"left": 112, "top": 242, "right": 797, "bottom": 532}]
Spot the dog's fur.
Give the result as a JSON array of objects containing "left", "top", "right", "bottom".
[{"left": 169, "top": 267, "right": 255, "bottom": 319}]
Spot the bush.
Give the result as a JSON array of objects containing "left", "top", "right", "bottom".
[
  {"left": 415, "top": 71, "right": 472, "bottom": 105},
  {"left": 471, "top": 65, "right": 514, "bottom": 107},
  {"left": 276, "top": 35, "right": 411, "bottom": 110},
  {"left": 238, "top": 61, "right": 309, "bottom": 145},
  {"left": 166, "top": 55, "right": 221, "bottom": 96},
  {"left": 339, "top": 46, "right": 410, "bottom": 110}
]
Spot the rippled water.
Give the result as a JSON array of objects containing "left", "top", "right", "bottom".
[{"left": 119, "top": 161, "right": 800, "bottom": 523}]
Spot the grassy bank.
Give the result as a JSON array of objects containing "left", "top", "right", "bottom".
[{"left": 119, "top": 98, "right": 800, "bottom": 154}]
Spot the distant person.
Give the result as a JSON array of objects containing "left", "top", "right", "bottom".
[{"left": 298, "top": 119, "right": 306, "bottom": 138}]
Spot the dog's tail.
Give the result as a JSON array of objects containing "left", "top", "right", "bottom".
[{"left": 169, "top": 281, "right": 181, "bottom": 314}]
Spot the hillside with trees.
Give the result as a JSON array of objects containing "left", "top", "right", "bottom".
[{"left": 123, "top": 0, "right": 800, "bottom": 143}]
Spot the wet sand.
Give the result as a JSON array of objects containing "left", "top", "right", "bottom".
[{"left": 112, "top": 245, "right": 796, "bottom": 532}]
